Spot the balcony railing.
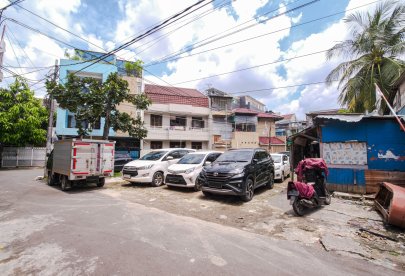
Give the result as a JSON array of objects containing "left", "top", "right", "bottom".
[{"left": 145, "top": 125, "right": 210, "bottom": 141}]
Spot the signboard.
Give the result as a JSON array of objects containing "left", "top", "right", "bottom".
[{"left": 323, "top": 142, "right": 367, "bottom": 165}]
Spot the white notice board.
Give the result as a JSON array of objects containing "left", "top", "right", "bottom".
[{"left": 322, "top": 142, "right": 367, "bottom": 165}]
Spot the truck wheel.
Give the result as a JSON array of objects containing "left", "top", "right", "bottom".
[
  {"left": 47, "top": 172, "right": 55, "bottom": 186},
  {"left": 151, "top": 172, "right": 164, "bottom": 187},
  {"left": 97, "top": 178, "right": 105, "bottom": 187},
  {"left": 60, "top": 176, "right": 70, "bottom": 191},
  {"left": 241, "top": 178, "right": 254, "bottom": 202}
]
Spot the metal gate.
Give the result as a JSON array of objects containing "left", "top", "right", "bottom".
[{"left": 1, "top": 147, "right": 46, "bottom": 168}]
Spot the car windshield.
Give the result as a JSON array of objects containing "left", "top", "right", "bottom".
[
  {"left": 177, "top": 154, "right": 205, "bottom": 164},
  {"left": 216, "top": 150, "right": 253, "bottom": 162},
  {"left": 139, "top": 151, "right": 168, "bottom": 161},
  {"left": 115, "top": 154, "right": 131, "bottom": 159},
  {"left": 271, "top": 155, "right": 282, "bottom": 163}
]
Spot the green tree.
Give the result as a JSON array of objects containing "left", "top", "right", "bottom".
[
  {"left": 46, "top": 72, "right": 151, "bottom": 140},
  {"left": 124, "top": 60, "right": 143, "bottom": 77},
  {"left": 0, "top": 78, "right": 48, "bottom": 146},
  {"left": 326, "top": 1, "right": 405, "bottom": 114}
]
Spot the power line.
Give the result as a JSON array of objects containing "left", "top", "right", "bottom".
[
  {"left": 133, "top": 0, "right": 232, "bottom": 56},
  {"left": 174, "top": 48, "right": 332, "bottom": 85},
  {"left": 12, "top": 1, "right": 107, "bottom": 52},
  {"left": 6, "top": 28, "right": 35, "bottom": 68},
  {"left": 145, "top": 0, "right": 382, "bottom": 67},
  {"left": 4, "top": 30, "right": 22, "bottom": 73},
  {"left": 70, "top": 0, "right": 212, "bottom": 77},
  {"left": 145, "top": 0, "right": 318, "bottom": 67}
]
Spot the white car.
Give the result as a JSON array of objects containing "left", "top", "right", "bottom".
[
  {"left": 270, "top": 153, "right": 291, "bottom": 182},
  {"left": 165, "top": 151, "right": 222, "bottom": 191},
  {"left": 122, "top": 148, "right": 195, "bottom": 186}
]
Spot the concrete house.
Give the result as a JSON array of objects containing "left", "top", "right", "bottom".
[
  {"left": 55, "top": 49, "right": 144, "bottom": 158},
  {"left": 291, "top": 113, "right": 405, "bottom": 194},
  {"left": 206, "top": 88, "right": 233, "bottom": 150},
  {"left": 142, "top": 84, "right": 210, "bottom": 155}
]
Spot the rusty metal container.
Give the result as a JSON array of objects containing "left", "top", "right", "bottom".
[{"left": 374, "top": 182, "right": 405, "bottom": 228}]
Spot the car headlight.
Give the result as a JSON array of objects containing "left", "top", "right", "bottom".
[
  {"left": 138, "top": 164, "right": 154, "bottom": 170},
  {"left": 185, "top": 167, "right": 195, "bottom": 174},
  {"left": 231, "top": 169, "right": 244, "bottom": 175}
]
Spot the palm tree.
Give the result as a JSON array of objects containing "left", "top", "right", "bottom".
[{"left": 326, "top": 1, "right": 405, "bottom": 114}]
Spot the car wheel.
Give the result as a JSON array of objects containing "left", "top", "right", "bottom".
[
  {"left": 97, "top": 177, "right": 105, "bottom": 187},
  {"left": 194, "top": 178, "right": 202, "bottom": 191},
  {"left": 202, "top": 191, "right": 211, "bottom": 197},
  {"left": 60, "top": 176, "right": 70, "bottom": 191},
  {"left": 47, "top": 172, "right": 55, "bottom": 186},
  {"left": 151, "top": 171, "right": 164, "bottom": 187},
  {"left": 241, "top": 178, "right": 254, "bottom": 202},
  {"left": 267, "top": 172, "right": 274, "bottom": 189}
]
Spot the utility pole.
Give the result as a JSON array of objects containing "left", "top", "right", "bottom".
[
  {"left": 225, "top": 103, "right": 228, "bottom": 151},
  {"left": 267, "top": 119, "right": 272, "bottom": 153},
  {"left": 44, "top": 60, "right": 58, "bottom": 176}
]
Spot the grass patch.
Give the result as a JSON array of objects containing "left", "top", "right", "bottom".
[{"left": 113, "top": 172, "right": 122, "bottom": 177}]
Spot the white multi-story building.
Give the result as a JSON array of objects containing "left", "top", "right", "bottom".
[{"left": 141, "top": 84, "right": 211, "bottom": 155}]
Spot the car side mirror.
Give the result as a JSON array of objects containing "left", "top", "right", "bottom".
[
  {"left": 166, "top": 156, "right": 173, "bottom": 160},
  {"left": 204, "top": 161, "right": 211, "bottom": 166},
  {"left": 253, "top": 158, "right": 258, "bottom": 164}
]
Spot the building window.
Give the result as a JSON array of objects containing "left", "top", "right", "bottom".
[
  {"left": 170, "top": 141, "right": 186, "bottom": 148},
  {"left": 151, "top": 114, "right": 162, "bottom": 127},
  {"left": 191, "top": 117, "right": 204, "bottom": 129},
  {"left": 234, "top": 123, "right": 256, "bottom": 132},
  {"left": 191, "top": 142, "right": 202, "bottom": 150},
  {"left": 170, "top": 116, "right": 186, "bottom": 127},
  {"left": 137, "top": 81, "right": 142, "bottom": 94},
  {"left": 151, "top": 141, "right": 162, "bottom": 149}
]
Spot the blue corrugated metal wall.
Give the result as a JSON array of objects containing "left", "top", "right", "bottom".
[{"left": 322, "top": 118, "right": 405, "bottom": 187}]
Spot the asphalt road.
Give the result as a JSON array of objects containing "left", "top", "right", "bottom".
[{"left": 0, "top": 168, "right": 399, "bottom": 275}]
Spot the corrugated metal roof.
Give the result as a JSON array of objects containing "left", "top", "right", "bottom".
[{"left": 316, "top": 114, "right": 404, "bottom": 122}]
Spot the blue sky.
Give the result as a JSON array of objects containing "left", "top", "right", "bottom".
[{"left": 0, "top": 0, "right": 382, "bottom": 119}]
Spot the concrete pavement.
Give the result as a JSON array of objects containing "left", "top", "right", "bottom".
[{"left": 0, "top": 168, "right": 400, "bottom": 275}]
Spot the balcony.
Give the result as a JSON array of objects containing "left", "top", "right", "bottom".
[{"left": 145, "top": 125, "right": 210, "bottom": 141}]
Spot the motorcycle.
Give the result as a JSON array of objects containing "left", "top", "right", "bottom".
[{"left": 287, "top": 158, "right": 331, "bottom": 216}]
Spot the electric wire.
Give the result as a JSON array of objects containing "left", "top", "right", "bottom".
[
  {"left": 145, "top": 0, "right": 311, "bottom": 67},
  {"left": 174, "top": 48, "right": 332, "bottom": 85},
  {"left": 6, "top": 28, "right": 35, "bottom": 68},
  {"left": 70, "top": 0, "right": 213, "bottom": 77},
  {"left": 145, "top": 0, "right": 382, "bottom": 67}
]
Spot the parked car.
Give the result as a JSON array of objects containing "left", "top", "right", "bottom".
[
  {"left": 122, "top": 148, "right": 195, "bottom": 186},
  {"left": 277, "top": 151, "right": 290, "bottom": 158},
  {"left": 114, "top": 153, "right": 133, "bottom": 172},
  {"left": 198, "top": 148, "right": 275, "bottom": 202},
  {"left": 271, "top": 153, "right": 291, "bottom": 182},
  {"left": 165, "top": 151, "right": 222, "bottom": 191}
]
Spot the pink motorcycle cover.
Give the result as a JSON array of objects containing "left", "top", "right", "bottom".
[
  {"left": 293, "top": 181, "right": 315, "bottom": 199},
  {"left": 295, "top": 158, "right": 329, "bottom": 182}
]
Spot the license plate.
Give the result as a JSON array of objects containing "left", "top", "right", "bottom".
[{"left": 123, "top": 174, "right": 131, "bottom": 179}]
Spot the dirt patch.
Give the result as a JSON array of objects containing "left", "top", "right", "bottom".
[{"left": 104, "top": 179, "right": 405, "bottom": 271}]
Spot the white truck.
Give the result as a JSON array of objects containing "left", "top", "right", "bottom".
[{"left": 46, "top": 139, "right": 115, "bottom": 191}]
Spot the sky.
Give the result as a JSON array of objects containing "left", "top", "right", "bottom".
[{"left": 0, "top": 0, "right": 385, "bottom": 119}]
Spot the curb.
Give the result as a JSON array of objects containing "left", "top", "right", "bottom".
[{"left": 332, "top": 191, "right": 375, "bottom": 201}]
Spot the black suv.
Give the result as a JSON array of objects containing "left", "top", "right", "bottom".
[{"left": 198, "top": 148, "right": 275, "bottom": 202}]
